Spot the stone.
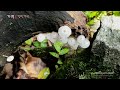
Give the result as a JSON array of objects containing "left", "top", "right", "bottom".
[{"left": 91, "top": 16, "right": 120, "bottom": 69}]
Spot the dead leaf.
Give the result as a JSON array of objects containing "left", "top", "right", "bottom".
[
  {"left": 19, "top": 52, "right": 46, "bottom": 78},
  {"left": 26, "top": 57, "right": 46, "bottom": 78},
  {"left": 47, "top": 40, "right": 52, "bottom": 47},
  {"left": 1, "top": 63, "right": 13, "bottom": 79},
  {"left": 67, "top": 11, "right": 87, "bottom": 26},
  {"left": 20, "top": 62, "right": 29, "bottom": 74},
  {"left": 16, "top": 70, "right": 28, "bottom": 79}
]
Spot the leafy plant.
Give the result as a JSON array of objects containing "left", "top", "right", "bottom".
[
  {"left": 25, "top": 38, "right": 33, "bottom": 46},
  {"left": 40, "top": 39, "right": 48, "bottom": 48},
  {"left": 113, "top": 11, "right": 120, "bottom": 16},
  {"left": 33, "top": 41, "right": 41, "bottom": 48},
  {"left": 33, "top": 39, "right": 48, "bottom": 48},
  {"left": 59, "top": 48, "right": 69, "bottom": 55},
  {"left": 53, "top": 41, "right": 63, "bottom": 52},
  {"left": 84, "top": 11, "right": 107, "bottom": 26},
  {"left": 57, "top": 59, "right": 63, "bottom": 64},
  {"left": 84, "top": 11, "right": 120, "bottom": 27},
  {"left": 49, "top": 41, "right": 69, "bottom": 65},
  {"left": 49, "top": 52, "right": 59, "bottom": 58}
]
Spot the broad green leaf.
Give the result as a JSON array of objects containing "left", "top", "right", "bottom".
[
  {"left": 87, "top": 19, "right": 95, "bottom": 26},
  {"left": 89, "top": 11, "right": 98, "bottom": 18},
  {"left": 84, "top": 11, "right": 92, "bottom": 17},
  {"left": 57, "top": 59, "right": 63, "bottom": 64},
  {"left": 33, "top": 41, "right": 41, "bottom": 48},
  {"left": 59, "top": 48, "right": 69, "bottom": 55},
  {"left": 113, "top": 11, "right": 120, "bottom": 16},
  {"left": 49, "top": 52, "right": 59, "bottom": 58},
  {"left": 38, "top": 67, "right": 50, "bottom": 79},
  {"left": 25, "top": 38, "right": 32, "bottom": 46},
  {"left": 33, "top": 40, "right": 47, "bottom": 48},
  {"left": 40, "top": 42, "right": 47, "bottom": 48},
  {"left": 40, "top": 39, "right": 48, "bottom": 48},
  {"left": 84, "top": 11, "right": 107, "bottom": 26},
  {"left": 53, "top": 41, "right": 63, "bottom": 53}
]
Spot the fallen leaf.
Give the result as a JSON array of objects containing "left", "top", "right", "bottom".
[
  {"left": 1, "top": 63, "right": 13, "bottom": 79},
  {"left": 20, "top": 52, "right": 46, "bottom": 78},
  {"left": 20, "top": 62, "right": 29, "bottom": 74}
]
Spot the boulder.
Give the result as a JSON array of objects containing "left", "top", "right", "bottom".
[{"left": 91, "top": 16, "right": 120, "bottom": 69}]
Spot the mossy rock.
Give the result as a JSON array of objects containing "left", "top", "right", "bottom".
[
  {"left": 48, "top": 48, "right": 90, "bottom": 79},
  {"left": 49, "top": 47, "right": 116, "bottom": 79}
]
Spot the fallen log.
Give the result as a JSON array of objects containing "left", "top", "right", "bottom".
[{"left": 0, "top": 11, "right": 87, "bottom": 68}]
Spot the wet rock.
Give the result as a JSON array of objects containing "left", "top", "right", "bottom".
[{"left": 91, "top": 16, "right": 120, "bottom": 69}]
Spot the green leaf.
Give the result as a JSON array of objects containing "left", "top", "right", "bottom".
[
  {"left": 113, "top": 11, "right": 120, "bottom": 16},
  {"left": 33, "top": 41, "right": 41, "bottom": 48},
  {"left": 38, "top": 67, "right": 50, "bottom": 79},
  {"left": 59, "top": 48, "right": 69, "bottom": 55},
  {"left": 53, "top": 41, "right": 63, "bottom": 53},
  {"left": 20, "top": 46, "right": 31, "bottom": 51},
  {"left": 40, "top": 42, "right": 47, "bottom": 48},
  {"left": 89, "top": 11, "right": 98, "bottom": 18},
  {"left": 33, "top": 40, "right": 47, "bottom": 48},
  {"left": 84, "top": 11, "right": 92, "bottom": 17},
  {"left": 57, "top": 59, "right": 63, "bottom": 64},
  {"left": 40, "top": 39, "right": 48, "bottom": 48},
  {"left": 87, "top": 19, "right": 95, "bottom": 26},
  {"left": 42, "top": 39, "right": 48, "bottom": 43},
  {"left": 25, "top": 38, "right": 32, "bottom": 46},
  {"left": 49, "top": 52, "right": 59, "bottom": 58},
  {"left": 55, "top": 65, "right": 59, "bottom": 69}
]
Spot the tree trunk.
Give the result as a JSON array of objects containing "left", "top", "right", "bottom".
[{"left": 0, "top": 11, "right": 87, "bottom": 67}]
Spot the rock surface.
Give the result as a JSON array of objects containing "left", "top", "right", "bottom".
[{"left": 91, "top": 16, "right": 120, "bottom": 69}]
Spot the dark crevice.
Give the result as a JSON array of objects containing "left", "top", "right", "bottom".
[{"left": 89, "top": 20, "right": 102, "bottom": 50}]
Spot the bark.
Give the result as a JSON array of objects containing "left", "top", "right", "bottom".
[{"left": 0, "top": 11, "right": 87, "bottom": 67}]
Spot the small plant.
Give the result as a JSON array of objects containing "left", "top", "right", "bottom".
[
  {"left": 84, "top": 11, "right": 107, "bottom": 26},
  {"left": 49, "top": 41, "right": 69, "bottom": 66},
  {"left": 25, "top": 38, "right": 33, "bottom": 46},
  {"left": 33, "top": 39, "right": 48, "bottom": 48}
]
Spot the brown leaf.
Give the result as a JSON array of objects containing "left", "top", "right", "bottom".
[
  {"left": 1, "top": 63, "right": 13, "bottom": 79},
  {"left": 16, "top": 70, "right": 28, "bottom": 79},
  {"left": 67, "top": 11, "right": 87, "bottom": 26},
  {"left": 19, "top": 52, "right": 46, "bottom": 78}
]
